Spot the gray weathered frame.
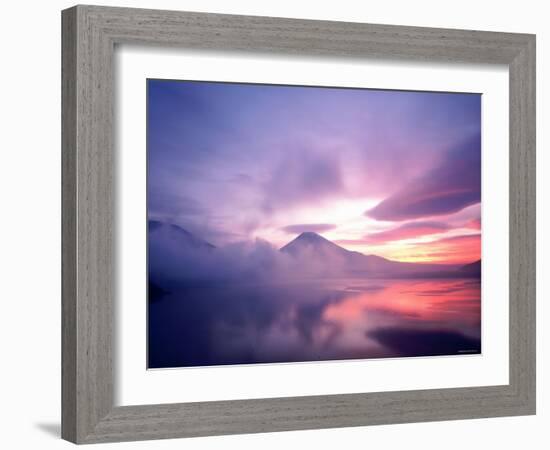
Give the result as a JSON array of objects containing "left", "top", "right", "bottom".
[{"left": 62, "top": 4, "right": 536, "bottom": 444}]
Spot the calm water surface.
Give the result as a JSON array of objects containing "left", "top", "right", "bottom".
[{"left": 148, "top": 277, "right": 481, "bottom": 368}]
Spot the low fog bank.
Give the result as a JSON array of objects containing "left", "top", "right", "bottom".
[{"left": 149, "top": 231, "right": 350, "bottom": 288}]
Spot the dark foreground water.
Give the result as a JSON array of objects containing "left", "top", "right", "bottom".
[{"left": 148, "top": 277, "right": 481, "bottom": 368}]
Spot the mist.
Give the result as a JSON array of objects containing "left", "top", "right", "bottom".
[{"left": 148, "top": 227, "right": 352, "bottom": 289}]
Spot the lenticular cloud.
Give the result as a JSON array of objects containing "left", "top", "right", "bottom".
[{"left": 366, "top": 134, "right": 481, "bottom": 221}]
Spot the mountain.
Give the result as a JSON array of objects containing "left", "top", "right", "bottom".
[
  {"left": 148, "top": 220, "right": 216, "bottom": 286},
  {"left": 458, "top": 259, "right": 481, "bottom": 277},
  {"left": 148, "top": 220, "right": 215, "bottom": 250},
  {"left": 281, "top": 232, "right": 389, "bottom": 270},
  {"left": 280, "top": 232, "right": 459, "bottom": 277},
  {"left": 281, "top": 231, "right": 355, "bottom": 259}
]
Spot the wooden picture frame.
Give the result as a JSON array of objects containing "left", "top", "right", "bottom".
[{"left": 62, "top": 5, "right": 536, "bottom": 444}]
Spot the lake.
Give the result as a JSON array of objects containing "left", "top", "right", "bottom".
[{"left": 148, "top": 277, "right": 481, "bottom": 368}]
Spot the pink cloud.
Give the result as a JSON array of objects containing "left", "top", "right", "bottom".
[
  {"left": 366, "top": 135, "right": 481, "bottom": 221},
  {"left": 364, "top": 221, "right": 450, "bottom": 244},
  {"left": 464, "top": 218, "right": 481, "bottom": 230}
]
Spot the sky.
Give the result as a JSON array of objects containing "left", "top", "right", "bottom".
[{"left": 147, "top": 79, "right": 481, "bottom": 264}]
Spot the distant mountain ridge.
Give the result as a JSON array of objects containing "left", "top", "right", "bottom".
[
  {"left": 458, "top": 259, "right": 481, "bottom": 276},
  {"left": 148, "top": 220, "right": 217, "bottom": 288},
  {"left": 148, "top": 220, "right": 215, "bottom": 250},
  {"left": 280, "top": 231, "right": 469, "bottom": 277}
]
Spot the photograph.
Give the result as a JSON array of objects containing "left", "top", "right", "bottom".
[
  {"left": 147, "top": 79, "right": 482, "bottom": 368},
  {"left": 1, "top": 1, "right": 541, "bottom": 446}
]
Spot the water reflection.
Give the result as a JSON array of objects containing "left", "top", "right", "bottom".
[{"left": 148, "top": 278, "right": 481, "bottom": 368}]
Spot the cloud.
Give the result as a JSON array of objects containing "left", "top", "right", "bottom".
[
  {"left": 364, "top": 221, "right": 450, "bottom": 243},
  {"left": 464, "top": 217, "right": 481, "bottom": 230},
  {"left": 435, "top": 234, "right": 481, "bottom": 244},
  {"left": 282, "top": 223, "right": 337, "bottom": 234},
  {"left": 366, "top": 134, "right": 481, "bottom": 221},
  {"left": 262, "top": 148, "right": 343, "bottom": 213},
  {"left": 148, "top": 190, "right": 205, "bottom": 220}
]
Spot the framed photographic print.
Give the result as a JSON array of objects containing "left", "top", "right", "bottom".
[{"left": 62, "top": 5, "right": 536, "bottom": 444}]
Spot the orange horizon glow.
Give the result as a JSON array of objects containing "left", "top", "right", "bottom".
[
  {"left": 253, "top": 199, "right": 481, "bottom": 266},
  {"left": 334, "top": 235, "right": 480, "bottom": 265},
  {"left": 363, "top": 233, "right": 481, "bottom": 264}
]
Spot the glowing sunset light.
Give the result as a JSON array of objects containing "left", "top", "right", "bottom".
[
  {"left": 374, "top": 234, "right": 481, "bottom": 264},
  {"left": 255, "top": 197, "right": 381, "bottom": 248}
]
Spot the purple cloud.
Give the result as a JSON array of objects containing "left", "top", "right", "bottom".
[
  {"left": 282, "top": 224, "right": 337, "bottom": 234},
  {"left": 262, "top": 148, "right": 343, "bottom": 214},
  {"left": 366, "top": 134, "right": 481, "bottom": 221}
]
